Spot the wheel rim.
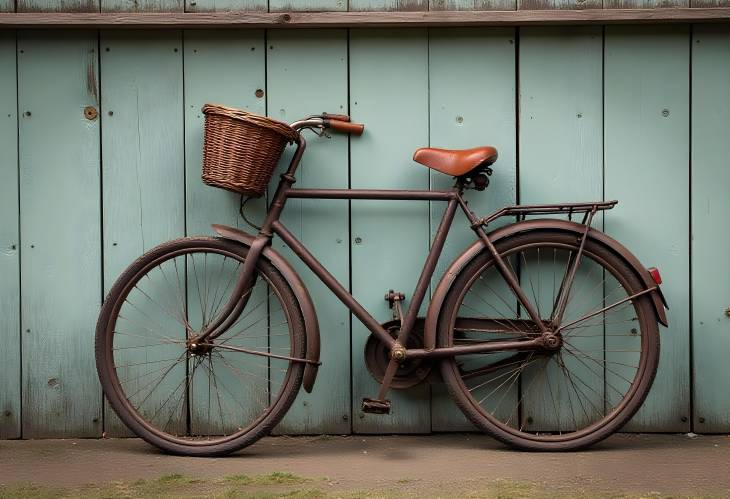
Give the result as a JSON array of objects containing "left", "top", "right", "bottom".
[
  {"left": 102, "top": 245, "right": 299, "bottom": 447},
  {"left": 446, "top": 240, "right": 653, "bottom": 443}
]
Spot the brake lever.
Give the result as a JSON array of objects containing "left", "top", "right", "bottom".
[{"left": 310, "top": 126, "right": 331, "bottom": 139}]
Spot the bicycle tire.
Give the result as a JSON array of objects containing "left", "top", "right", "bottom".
[
  {"left": 96, "top": 237, "right": 305, "bottom": 456},
  {"left": 438, "top": 230, "right": 660, "bottom": 451}
]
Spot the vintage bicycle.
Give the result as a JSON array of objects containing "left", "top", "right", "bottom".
[{"left": 96, "top": 105, "right": 668, "bottom": 456}]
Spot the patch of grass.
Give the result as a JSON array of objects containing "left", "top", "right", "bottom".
[
  {"left": 224, "top": 472, "right": 311, "bottom": 486},
  {"left": 221, "top": 489, "right": 327, "bottom": 499},
  {"left": 0, "top": 483, "right": 64, "bottom": 499}
]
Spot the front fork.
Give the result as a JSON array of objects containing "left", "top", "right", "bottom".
[{"left": 189, "top": 235, "right": 267, "bottom": 348}]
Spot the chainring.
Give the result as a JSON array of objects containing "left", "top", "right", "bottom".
[{"left": 364, "top": 320, "right": 432, "bottom": 389}]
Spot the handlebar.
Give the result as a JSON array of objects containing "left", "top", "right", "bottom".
[
  {"left": 325, "top": 119, "right": 365, "bottom": 135},
  {"left": 321, "top": 112, "right": 350, "bottom": 122},
  {"left": 290, "top": 113, "right": 365, "bottom": 136}
]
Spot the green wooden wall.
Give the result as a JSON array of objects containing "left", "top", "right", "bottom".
[{"left": 0, "top": 25, "right": 729, "bottom": 438}]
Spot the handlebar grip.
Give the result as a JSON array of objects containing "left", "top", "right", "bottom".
[
  {"left": 322, "top": 112, "right": 350, "bottom": 122},
  {"left": 327, "top": 119, "right": 365, "bottom": 135}
]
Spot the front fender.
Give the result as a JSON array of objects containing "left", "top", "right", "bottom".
[
  {"left": 211, "top": 224, "right": 320, "bottom": 393},
  {"left": 424, "top": 218, "right": 669, "bottom": 350}
]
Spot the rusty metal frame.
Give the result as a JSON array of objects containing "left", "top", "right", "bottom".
[{"left": 197, "top": 124, "right": 667, "bottom": 401}]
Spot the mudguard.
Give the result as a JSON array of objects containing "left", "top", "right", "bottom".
[
  {"left": 423, "top": 218, "right": 669, "bottom": 351},
  {"left": 211, "top": 224, "right": 320, "bottom": 393}
]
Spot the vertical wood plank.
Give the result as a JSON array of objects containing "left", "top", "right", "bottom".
[
  {"left": 520, "top": 27, "right": 603, "bottom": 205},
  {"left": 428, "top": 27, "right": 517, "bottom": 431},
  {"left": 270, "top": 0, "right": 346, "bottom": 11},
  {"left": 430, "top": 0, "right": 516, "bottom": 9},
  {"left": 349, "top": 29, "right": 430, "bottom": 433},
  {"left": 182, "top": 30, "right": 266, "bottom": 436},
  {"left": 184, "top": 30, "right": 265, "bottom": 237},
  {"left": 348, "top": 0, "right": 427, "bottom": 11},
  {"left": 691, "top": 0, "right": 730, "bottom": 6},
  {"left": 691, "top": 24, "right": 730, "bottom": 433},
  {"left": 604, "top": 25, "right": 690, "bottom": 432},
  {"left": 519, "top": 26, "right": 603, "bottom": 430},
  {"left": 518, "top": 0, "right": 600, "bottom": 9},
  {"left": 18, "top": 30, "right": 102, "bottom": 437},
  {"left": 185, "top": 0, "right": 265, "bottom": 12},
  {"left": 267, "top": 29, "right": 350, "bottom": 434},
  {"left": 0, "top": 31, "right": 21, "bottom": 439},
  {"left": 101, "top": 30, "right": 184, "bottom": 435},
  {"left": 101, "top": 0, "right": 183, "bottom": 12},
  {"left": 0, "top": 1, "right": 14, "bottom": 12},
  {"left": 17, "top": 0, "right": 99, "bottom": 12}
]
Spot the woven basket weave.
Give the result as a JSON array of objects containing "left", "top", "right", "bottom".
[{"left": 201, "top": 104, "right": 298, "bottom": 197}]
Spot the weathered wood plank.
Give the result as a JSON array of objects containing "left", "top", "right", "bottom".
[
  {"left": 183, "top": 30, "right": 266, "bottom": 436},
  {"left": 0, "top": 31, "right": 20, "bottom": 439},
  {"left": 4, "top": 9, "right": 730, "bottom": 27},
  {"left": 604, "top": 25, "right": 690, "bottom": 432},
  {"left": 692, "top": 0, "right": 730, "bottom": 6},
  {"left": 605, "top": 0, "right": 689, "bottom": 8},
  {"left": 429, "top": 0, "right": 516, "bottom": 10},
  {"left": 270, "top": 0, "right": 346, "bottom": 11},
  {"left": 100, "top": 30, "right": 185, "bottom": 436},
  {"left": 17, "top": 0, "right": 99, "bottom": 12},
  {"left": 427, "top": 27, "right": 517, "bottom": 432},
  {"left": 0, "top": 1, "right": 14, "bottom": 13},
  {"left": 101, "top": 0, "right": 183, "bottom": 12},
  {"left": 185, "top": 0, "right": 265, "bottom": 12},
  {"left": 691, "top": 24, "right": 730, "bottom": 433},
  {"left": 348, "top": 0, "right": 428, "bottom": 11},
  {"left": 349, "top": 29, "right": 430, "bottom": 433},
  {"left": 267, "top": 29, "right": 351, "bottom": 434},
  {"left": 18, "top": 30, "right": 102, "bottom": 437},
  {"left": 519, "top": 26, "right": 603, "bottom": 431},
  {"left": 519, "top": 0, "right": 600, "bottom": 10},
  {"left": 183, "top": 30, "right": 265, "bottom": 237}
]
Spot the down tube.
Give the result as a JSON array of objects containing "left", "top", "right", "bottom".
[{"left": 270, "top": 220, "right": 395, "bottom": 349}]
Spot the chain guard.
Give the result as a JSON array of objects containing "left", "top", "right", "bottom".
[{"left": 364, "top": 320, "right": 432, "bottom": 389}]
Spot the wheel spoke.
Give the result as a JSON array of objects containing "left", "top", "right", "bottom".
[
  {"left": 102, "top": 241, "right": 302, "bottom": 452},
  {"left": 443, "top": 237, "right": 657, "bottom": 447}
]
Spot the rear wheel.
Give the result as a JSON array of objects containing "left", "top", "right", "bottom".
[
  {"left": 96, "top": 237, "right": 305, "bottom": 456},
  {"left": 439, "top": 230, "right": 660, "bottom": 451}
]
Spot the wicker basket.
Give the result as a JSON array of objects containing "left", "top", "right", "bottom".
[{"left": 201, "top": 104, "right": 298, "bottom": 197}]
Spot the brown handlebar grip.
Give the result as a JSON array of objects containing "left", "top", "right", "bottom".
[
  {"left": 322, "top": 112, "right": 350, "bottom": 122},
  {"left": 327, "top": 119, "right": 365, "bottom": 135}
]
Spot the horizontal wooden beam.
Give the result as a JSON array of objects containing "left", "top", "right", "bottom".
[{"left": 0, "top": 8, "right": 729, "bottom": 28}]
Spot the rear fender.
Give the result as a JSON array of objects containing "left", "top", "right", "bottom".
[
  {"left": 423, "top": 219, "right": 669, "bottom": 350},
  {"left": 211, "top": 224, "right": 320, "bottom": 393}
]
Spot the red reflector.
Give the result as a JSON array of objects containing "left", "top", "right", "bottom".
[{"left": 648, "top": 267, "right": 662, "bottom": 285}]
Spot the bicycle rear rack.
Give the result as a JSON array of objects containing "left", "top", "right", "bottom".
[{"left": 472, "top": 200, "right": 618, "bottom": 229}]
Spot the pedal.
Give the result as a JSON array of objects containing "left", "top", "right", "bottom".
[{"left": 361, "top": 398, "right": 391, "bottom": 415}]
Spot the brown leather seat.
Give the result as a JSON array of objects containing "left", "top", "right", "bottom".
[{"left": 413, "top": 146, "right": 498, "bottom": 177}]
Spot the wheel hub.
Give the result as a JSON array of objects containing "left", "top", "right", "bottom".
[
  {"left": 541, "top": 332, "right": 563, "bottom": 351},
  {"left": 187, "top": 340, "right": 213, "bottom": 356}
]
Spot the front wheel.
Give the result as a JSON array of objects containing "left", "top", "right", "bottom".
[
  {"left": 96, "top": 237, "right": 305, "bottom": 456},
  {"left": 439, "top": 230, "right": 660, "bottom": 451}
]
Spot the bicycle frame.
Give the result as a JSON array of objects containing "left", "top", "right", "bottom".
[{"left": 194, "top": 132, "right": 558, "bottom": 360}]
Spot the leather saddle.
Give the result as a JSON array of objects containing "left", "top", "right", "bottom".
[{"left": 413, "top": 146, "right": 498, "bottom": 177}]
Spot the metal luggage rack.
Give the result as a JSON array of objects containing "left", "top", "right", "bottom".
[{"left": 472, "top": 200, "right": 618, "bottom": 228}]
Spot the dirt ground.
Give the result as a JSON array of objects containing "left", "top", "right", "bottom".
[{"left": 1, "top": 433, "right": 729, "bottom": 498}]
